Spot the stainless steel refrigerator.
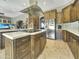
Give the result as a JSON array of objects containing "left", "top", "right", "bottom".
[{"left": 46, "top": 19, "right": 56, "bottom": 39}]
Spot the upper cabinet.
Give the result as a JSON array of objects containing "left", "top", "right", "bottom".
[
  {"left": 70, "top": 5, "right": 77, "bottom": 22},
  {"left": 76, "top": 0, "right": 79, "bottom": 20},
  {"left": 62, "top": 0, "right": 79, "bottom": 23},
  {"left": 44, "top": 10, "right": 56, "bottom": 21},
  {"left": 49, "top": 10, "right": 56, "bottom": 19},
  {"left": 62, "top": 5, "right": 72, "bottom": 23},
  {"left": 44, "top": 11, "right": 50, "bottom": 20},
  {"left": 57, "top": 12, "right": 63, "bottom": 23}
]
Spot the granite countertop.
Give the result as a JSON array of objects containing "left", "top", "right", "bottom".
[
  {"left": 2, "top": 30, "right": 46, "bottom": 40},
  {"left": 67, "top": 30, "right": 79, "bottom": 37},
  {"left": 30, "top": 30, "right": 46, "bottom": 35},
  {"left": 63, "top": 30, "right": 79, "bottom": 37},
  {"left": 3, "top": 32, "right": 30, "bottom": 40}
]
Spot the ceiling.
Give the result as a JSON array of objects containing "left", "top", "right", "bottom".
[{"left": 0, "top": 0, "right": 75, "bottom": 17}]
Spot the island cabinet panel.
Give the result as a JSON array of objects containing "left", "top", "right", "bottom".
[
  {"left": 31, "top": 32, "right": 46, "bottom": 59},
  {"left": 0, "top": 33, "right": 5, "bottom": 49},
  {"left": 40, "top": 32, "right": 46, "bottom": 51},
  {"left": 5, "top": 36, "right": 31, "bottom": 59},
  {"left": 0, "top": 33, "right": 1, "bottom": 49},
  {"left": 62, "top": 5, "right": 72, "bottom": 23}
]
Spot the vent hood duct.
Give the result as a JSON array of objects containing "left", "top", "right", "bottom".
[{"left": 20, "top": 0, "right": 44, "bottom": 16}]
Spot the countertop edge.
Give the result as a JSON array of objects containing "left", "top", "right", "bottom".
[
  {"left": 63, "top": 30, "right": 79, "bottom": 37},
  {"left": 2, "top": 30, "right": 46, "bottom": 40}
]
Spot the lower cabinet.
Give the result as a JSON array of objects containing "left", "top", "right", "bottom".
[
  {"left": 31, "top": 32, "right": 46, "bottom": 59},
  {"left": 5, "top": 35, "right": 31, "bottom": 59},
  {"left": 63, "top": 31, "right": 79, "bottom": 59},
  {"left": 34, "top": 37, "right": 41, "bottom": 58},
  {"left": 77, "top": 41, "right": 79, "bottom": 59},
  {"left": 4, "top": 32, "right": 46, "bottom": 59},
  {"left": 69, "top": 36, "right": 77, "bottom": 59},
  {"left": 63, "top": 30, "right": 70, "bottom": 42}
]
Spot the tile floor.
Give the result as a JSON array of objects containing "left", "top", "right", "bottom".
[
  {"left": 37, "top": 39, "right": 75, "bottom": 59},
  {"left": 0, "top": 39, "right": 75, "bottom": 59}
]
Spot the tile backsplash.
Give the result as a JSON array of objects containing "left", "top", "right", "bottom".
[{"left": 62, "top": 21, "right": 79, "bottom": 33}]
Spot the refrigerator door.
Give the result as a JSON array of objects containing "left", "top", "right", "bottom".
[{"left": 46, "top": 19, "right": 56, "bottom": 39}]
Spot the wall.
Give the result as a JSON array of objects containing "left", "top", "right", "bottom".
[
  {"left": 62, "top": 21, "right": 79, "bottom": 33},
  {"left": 12, "top": 14, "right": 28, "bottom": 25}
]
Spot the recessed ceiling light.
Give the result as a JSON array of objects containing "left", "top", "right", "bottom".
[
  {"left": 44, "top": 2, "right": 46, "bottom": 5},
  {"left": 23, "top": 3, "right": 26, "bottom": 6}
]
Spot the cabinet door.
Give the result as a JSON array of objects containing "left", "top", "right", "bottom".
[
  {"left": 71, "top": 5, "right": 77, "bottom": 22},
  {"left": 77, "top": 41, "right": 79, "bottom": 59},
  {"left": 63, "top": 5, "right": 72, "bottom": 23},
  {"left": 35, "top": 40, "right": 40, "bottom": 57},
  {"left": 69, "top": 33, "right": 78, "bottom": 59},
  {"left": 40, "top": 33, "right": 46, "bottom": 51},
  {"left": 49, "top": 10, "right": 56, "bottom": 19},
  {"left": 76, "top": 0, "right": 79, "bottom": 21},
  {"left": 0, "top": 33, "right": 1, "bottom": 49},
  {"left": 72, "top": 38, "right": 77, "bottom": 59},
  {"left": 57, "top": 12, "right": 63, "bottom": 23},
  {"left": 62, "top": 31, "right": 67, "bottom": 42},
  {"left": 44, "top": 12, "right": 50, "bottom": 20}
]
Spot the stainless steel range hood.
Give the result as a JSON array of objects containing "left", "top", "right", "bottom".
[
  {"left": 21, "top": 5, "right": 44, "bottom": 16},
  {"left": 20, "top": 0, "right": 44, "bottom": 16}
]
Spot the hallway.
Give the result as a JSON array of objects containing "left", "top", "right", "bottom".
[{"left": 38, "top": 39, "right": 75, "bottom": 59}]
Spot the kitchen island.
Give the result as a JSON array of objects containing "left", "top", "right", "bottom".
[
  {"left": 0, "top": 29, "right": 27, "bottom": 49},
  {"left": 3, "top": 30, "right": 46, "bottom": 59}
]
